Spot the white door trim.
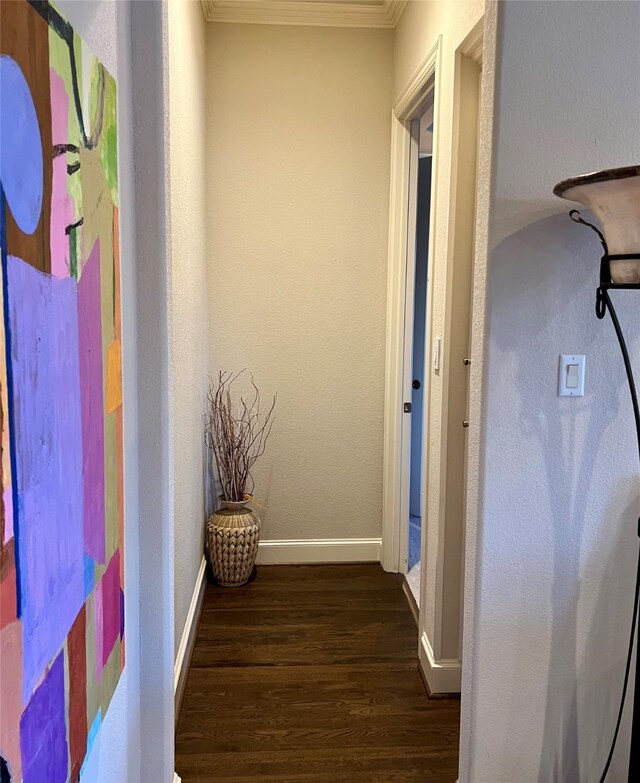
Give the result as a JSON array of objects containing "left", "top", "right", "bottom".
[
  {"left": 419, "top": 631, "right": 462, "bottom": 694},
  {"left": 424, "top": 23, "right": 484, "bottom": 667},
  {"left": 382, "top": 37, "right": 442, "bottom": 573},
  {"left": 174, "top": 556, "right": 207, "bottom": 721}
]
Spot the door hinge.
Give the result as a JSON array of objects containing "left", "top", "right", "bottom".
[{"left": 404, "top": 402, "right": 412, "bottom": 413}]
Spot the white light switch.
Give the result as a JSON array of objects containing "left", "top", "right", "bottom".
[
  {"left": 559, "top": 355, "right": 586, "bottom": 397},
  {"left": 433, "top": 337, "right": 441, "bottom": 372},
  {"left": 566, "top": 363, "right": 579, "bottom": 389}
]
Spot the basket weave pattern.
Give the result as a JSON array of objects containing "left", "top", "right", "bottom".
[{"left": 207, "top": 506, "right": 261, "bottom": 587}]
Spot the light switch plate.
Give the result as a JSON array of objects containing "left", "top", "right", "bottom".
[{"left": 558, "top": 355, "right": 586, "bottom": 397}]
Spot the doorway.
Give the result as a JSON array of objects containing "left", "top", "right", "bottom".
[
  {"left": 383, "top": 23, "right": 486, "bottom": 699},
  {"left": 407, "top": 111, "right": 434, "bottom": 604},
  {"left": 381, "top": 41, "right": 440, "bottom": 580}
]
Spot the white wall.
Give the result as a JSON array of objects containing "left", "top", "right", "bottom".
[
  {"left": 393, "top": 0, "right": 484, "bottom": 664},
  {"left": 466, "top": 1, "right": 640, "bottom": 781},
  {"left": 57, "top": 2, "right": 175, "bottom": 781},
  {"left": 130, "top": 1, "right": 175, "bottom": 779},
  {"left": 205, "top": 23, "right": 393, "bottom": 543},
  {"left": 167, "top": 0, "right": 209, "bottom": 659}
]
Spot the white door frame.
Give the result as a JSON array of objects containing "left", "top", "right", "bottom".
[
  {"left": 418, "top": 20, "right": 485, "bottom": 694},
  {"left": 382, "top": 8, "right": 494, "bottom": 702},
  {"left": 382, "top": 37, "right": 442, "bottom": 574},
  {"left": 381, "top": 1, "right": 498, "bottom": 771}
]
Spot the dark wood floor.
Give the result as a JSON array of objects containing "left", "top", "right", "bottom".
[{"left": 175, "top": 564, "right": 460, "bottom": 782}]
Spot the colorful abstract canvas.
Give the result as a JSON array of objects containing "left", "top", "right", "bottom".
[{"left": 0, "top": 2, "right": 124, "bottom": 781}]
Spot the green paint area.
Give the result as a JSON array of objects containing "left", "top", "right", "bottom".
[
  {"left": 99, "top": 637, "right": 121, "bottom": 717},
  {"left": 104, "top": 411, "right": 119, "bottom": 563},
  {"left": 98, "top": 73, "right": 118, "bottom": 205},
  {"left": 69, "top": 226, "right": 78, "bottom": 279}
]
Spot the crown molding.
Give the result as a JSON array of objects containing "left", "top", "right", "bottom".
[
  {"left": 460, "top": 18, "right": 484, "bottom": 66},
  {"left": 200, "top": 1, "right": 408, "bottom": 28},
  {"left": 393, "top": 35, "right": 440, "bottom": 120}
]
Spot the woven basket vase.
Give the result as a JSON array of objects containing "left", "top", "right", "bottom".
[{"left": 207, "top": 499, "right": 261, "bottom": 587}]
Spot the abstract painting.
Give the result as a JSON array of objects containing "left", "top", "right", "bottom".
[{"left": 0, "top": 2, "right": 124, "bottom": 781}]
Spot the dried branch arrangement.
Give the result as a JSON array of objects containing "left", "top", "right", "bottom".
[{"left": 205, "top": 370, "right": 277, "bottom": 502}]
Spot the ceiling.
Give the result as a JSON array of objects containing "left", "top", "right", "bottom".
[{"left": 200, "top": 1, "right": 408, "bottom": 28}]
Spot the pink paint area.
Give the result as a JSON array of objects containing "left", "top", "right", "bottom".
[
  {"left": 49, "top": 68, "right": 76, "bottom": 279},
  {"left": 1, "top": 621, "right": 23, "bottom": 782},
  {"left": 101, "top": 550, "right": 121, "bottom": 667},
  {"left": 50, "top": 157, "right": 74, "bottom": 278},
  {"left": 94, "top": 550, "right": 120, "bottom": 679},
  {"left": 2, "top": 486, "right": 13, "bottom": 544},
  {"left": 49, "top": 68, "right": 67, "bottom": 148},
  {"left": 78, "top": 240, "right": 106, "bottom": 563}
]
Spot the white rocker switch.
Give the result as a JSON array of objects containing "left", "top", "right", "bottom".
[
  {"left": 566, "top": 363, "right": 579, "bottom": 389},
  {"left": 559, "top": 355, "right": 586, "bottom": 397}
]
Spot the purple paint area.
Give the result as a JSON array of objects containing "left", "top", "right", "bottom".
[
  {"left": 0, "top": 56, "right": 43, "bottom": 235},
  {"left": 120, "top": 587, "right": 125, "bottom": 640},
  {"left": 101, "top": 549, "right": 121, "bottom": 666},
  {"left": 7, "top": 255, "right": 85, "bottom": 702},
  {"left": 78, "top": 241, "right": 106, "bottom": 563},
  {"left": 20, "top": 652, "right": 69, "bottom": 783}
]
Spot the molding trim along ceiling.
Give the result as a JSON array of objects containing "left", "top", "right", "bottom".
[
  {"left": 200, "top": 0, "right": 408, "bottom": 28},
  {"left": 460, "top": 20, "right": 484, "bottom": 66}
]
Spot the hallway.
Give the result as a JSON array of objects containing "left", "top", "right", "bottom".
[{"left": 175, "top": 565, "right": 460, "bottom": 782}]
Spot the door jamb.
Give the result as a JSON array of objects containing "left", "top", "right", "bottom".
[
  {"left": 382, "top": 37, "right": 442, "bottom": 573},
  {"left": 420, "top": 18, "right": 484, "bottom": 684}
]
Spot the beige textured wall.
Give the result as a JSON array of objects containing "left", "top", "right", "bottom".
[
  {"left": 206, "top": 22, "right": 393, "bottom": 541},
  {"left": 393, "top": 0, "right": 485, "bottom": 661},
  {"left": 168, "top": 0, "right": 209, "bottom": 656},
  {"left": 393, "top": 0, "right": 484, "bottom": 97}
]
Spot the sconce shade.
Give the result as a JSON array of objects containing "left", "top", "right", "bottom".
[{"left": 554, "top": 165, "right": 640, "bottom": 284}]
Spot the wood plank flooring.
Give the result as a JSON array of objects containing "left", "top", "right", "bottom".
[{"left": 175, "top": 564, "right": 460, "bottom": 782}]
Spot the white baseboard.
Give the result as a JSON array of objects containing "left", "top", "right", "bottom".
[
  {"left": 419, "top": 631, "right": 461, "bottom": 694},
  {"left": 256, "top": 538, "right": 382, "bottom": 565},
  {"left": 174, "top": 556, "right": 207, "bottom": 722},
  {"left": 173, "top": 774, "right": 182, "bottom": 783},
  {"left": 401, "top": 577, "right": 419, "bottom": 627}
]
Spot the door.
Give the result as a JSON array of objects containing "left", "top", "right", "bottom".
[
  {"left": 408, "top": 154, "right": 432, "bottom": 571},
  {"left": 404, "top": 99, "right": 435, "bottom": 583}
]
